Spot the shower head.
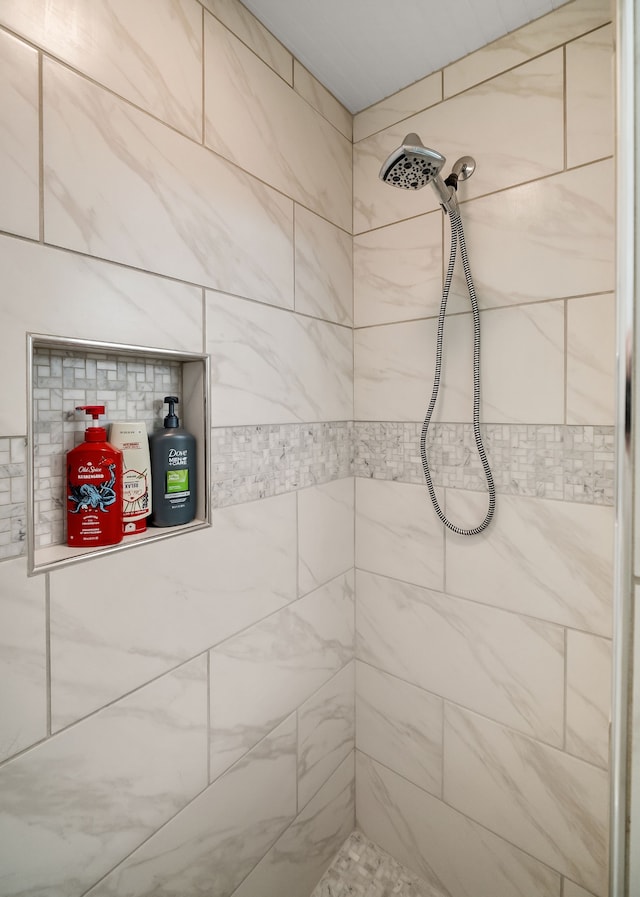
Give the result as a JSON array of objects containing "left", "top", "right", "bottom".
[
  {"left": 379, "top": 133, "right": 446, "bottom": 190},
  {"left": 379, "top": 133, "right": 466, "bottom": 214}
]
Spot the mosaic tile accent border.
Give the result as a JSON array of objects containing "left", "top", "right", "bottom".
[
  {"left": 355, "top": 422, "right": 615, "bottom": 505},
  {"left": 32, "top": 347, "right": 182, "bottom": 549},
  {"left": 211, "top": 421, "right": 354, "bottom": 508},
  {"left": 0, "top": 437, "right": 27, "bottom": 561},
  {"left": 311, "top": 830, "right": 439, "bottom": 897},
  {"left": 0, "top": 419, "right": 617, "bottom": 561}
]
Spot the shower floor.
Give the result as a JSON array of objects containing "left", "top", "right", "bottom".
[{"left": 310, "top": 830, "right": 439, "bottom": 897}]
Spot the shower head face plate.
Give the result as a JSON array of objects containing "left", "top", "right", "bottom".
[{"left": 379, "top": 135, "right": 446, "bottom": 191}]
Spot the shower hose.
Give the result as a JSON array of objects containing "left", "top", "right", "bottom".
[{"left": 420, "top": 209, "right": 496, "bottom": 536}]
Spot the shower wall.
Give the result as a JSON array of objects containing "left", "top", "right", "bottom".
[
  {"left": 352, "top": 1, "right": 615, "bottom": 896},
  {"left": 0, "top": 2, "right": 355, "bottom": 896}
]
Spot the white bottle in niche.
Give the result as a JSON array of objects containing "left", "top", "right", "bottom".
[{"left": 109, "top": 422, "right": 152, "bottom": 534}]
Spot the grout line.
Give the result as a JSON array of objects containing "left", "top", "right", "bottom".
[
  {"left": 38, "top": 51, "right": 44, "bottom": 244},
  {"left": 563, "top": 44, "right": 568, "bottom": 172},
  {"left": 45, "top": 572, "right": 51, "bottom": 736},
  {"left": 206, "top": 649, "right": 211, "bottom": 784}
]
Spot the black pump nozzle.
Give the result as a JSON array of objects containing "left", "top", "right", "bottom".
[{"left": 163, "top": 396, "right": 180, "bottom": 429}]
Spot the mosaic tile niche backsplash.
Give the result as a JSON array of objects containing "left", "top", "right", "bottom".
[{"left": 32, "top": 347, "right": 182, "bottom": 549}]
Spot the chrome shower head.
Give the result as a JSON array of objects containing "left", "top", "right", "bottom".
[
  {"left": 379, "top": 133, "right": 467, "bottom": 214},
  {"left": 378, "top": 133, "right": 446, "bottom": 190}
]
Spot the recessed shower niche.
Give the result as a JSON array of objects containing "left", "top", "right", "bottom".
[{"left": 27, "top": 334, "right": 210, "bottom": 575}]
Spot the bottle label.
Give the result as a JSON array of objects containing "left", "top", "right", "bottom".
[
  {"left": 166, "top": 468, "right": 189, "bottom": 497},
  {"left": 122, "top": 468, "right": 149, "bottom": 513},
  {"left": 68, "top": 460, "right": 118, "bottom": 514}
]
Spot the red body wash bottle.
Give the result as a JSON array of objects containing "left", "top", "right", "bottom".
[{"left": 66, "top": 405, "right": 123, "bottom": 548}]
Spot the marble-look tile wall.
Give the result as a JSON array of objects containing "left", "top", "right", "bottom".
[
  {"left": 0, "top": 1, "right": 354, "bottom": 896},
  {"left": 353, "top": 2, "right": 615, "bottom": 896}
]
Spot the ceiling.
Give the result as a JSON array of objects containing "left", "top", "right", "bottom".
[{"left": 241, "top": 0, "right": 572, "bottom": 113}]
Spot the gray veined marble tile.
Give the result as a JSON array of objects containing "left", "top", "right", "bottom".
[
  {"left": 566, "top": 24, "right": 614, "bottom": 169},
  {"left": 85, "top": 714, "right": 297, "bottom": 897},
  {"left": 210, "top": 571, "right": 354, "bottom": 780},
  {"left": 566, "top": 630, "right": 612, "bottom": 769},
  {"left": 448, "top": 161, "right": 615, "bottom": 311},
  {"left": 0, "top": 0, "right": 204, "bottom": 140},
  {"left": 356, "top": 569, "right": 564, "bottom": 746},
  {"left": 49, "top": 494, "right": 297, "bottom": 729},
  {"left": 566, "top": 294, "right": 616, "bottom": 426},
  {"left": 43, "top": 58, "right": 295, "bottom": 308},
  {"left": 295, "top": 205, "right": 353, "bottom": 326},
  {"left": 355, "top": 479, "right": 444, "bottom": 591},
  {"left": 293, "top": 61, "right": 353, "bottom": 140},
  {"left": 356, "top": 751, "right": 561, "bottom": 897},
  {"left": 0, "top": 236, "right": 203, "bottom": 435},
  {"left": 231, "top": 752, "right": 355, "bottom": 897},
  {"left": 356, "top": 661, "right": 443, "bottom": 797},
  {"left": 298, "top": 478, "right": 355, "bottom": 596},
  {"left": 298, "top": 663, "right": 355, "bottom": 809},
  {"left": 204, "top": 14, "right": 352, "bottom": 231},
  {"left": 445, "top": 491, "right": 613, "bottom": 636},
  {"left": 0, "top": 657, "right": 208, "bottom": 897},
  {"left": 201, "top": 0, "right": 293, "bottom": 84},
  {"left": 353, "top": 212, "right": 449, "bottom": 327},
  {"left": 207, "top": 290, "right": 353, "bottom": 426},
  {"left": 0, "top": 29, "right": 39, "bottom": 241},
  {"left": 443, "top": 0, "right": 612, "bottom": 99},
  {"left": 0, "top": 557, "right": 47, "bottom": 762},
  {"left": 354, "top": 50, "right": 563, "bottom": 233},
  {"left": 443, "top": 705, "right": 609, "bottom": 896}
]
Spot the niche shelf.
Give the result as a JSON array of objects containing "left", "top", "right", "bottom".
[{"left": 27, "top": 334, "right": 211, "bottom": 575}]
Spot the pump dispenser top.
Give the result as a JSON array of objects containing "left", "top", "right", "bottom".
[
  {"left": 163, "top": 396, "right": 180, "bottom": 428},
  {"left": 76, "top": 405, "right": 108, "bottom": 441}
]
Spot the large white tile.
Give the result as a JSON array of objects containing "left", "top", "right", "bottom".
[
  {"left": 295, "top": 205, "right": 353, "bottom": 325},
  {"left": 356, "top": 751, "right": 562, "bottom": 897},
  {"left": 0, "top": 658, "right": 208, "bottom": 897},
  {"left": 354, "top": 212, "right": 448, "bottom": 327},
  {"left": 86, "top": 715, "right": 297, "bottom": 897},
  {"left": 298, "top": 478, "right": 354, "bottom": 596},
  {"left": 0, "top": 557, "right": 47, "bottom": 761},
  {"left": 50, "top": 493, "right": 297, "bottom": 728},
  {"left": 207, "top": 291, "right": 353, "bottom": 426},
  {"left": 43, "top": 59, "right": 294, "bottom": 307},
  {"left": 0, "top": 236, "right": 202, "bottom": 435},
  {"left": 355, "top": 303, "right": 565, "bottom": 425},
  {"left": 354, "top": 51, "right": 564, "bottom": 233},
  {"left": 354, "top": 72, "right": 442, "bottom": 143},
  {"left": 209, "top": 571, "right": 354, "bottom": 779},
  {"left": 355, "top": 479, "right": 444, "bottom": 591},
  {"left": 563, "top": 882, "right": 599, "bottom": 897},
  {"left": 566, "top": 25, "right": 614, "bottom": 168},
  {"left": 566, "top": 630, "right": 611, "bottom": 768},
  {"left": 566, "top": 294, "right": 616, "bottom": 425},
  {"left": 356, "top": 661, "right": 443, "bottom": 796},
  {"left": 445, "top": 491, "right": 614, "bottom": 636},
  {"left": 204, "top": 14, "right": 351, "bottom": 231},
  {"left": 449, "top": 162, "right": 615, "bottom": 310},
  {"left": 443, "top": 0, "right": 612, "bottom": 98},
  {"left": 298, "top": 663, "right": 355, "bottom": 809},
  {"left": 231, "top": 753, "right": 355, "bottom": 897},
  {"left": 0, "top": 29, "right": 39, "bottom": 240},
  {"left": 444, "top": 704, "right": 609, "bottom": 896},
  {"left": 294, "top": 61, "right": 352, "bottom": 140},
  {"left": 356, "top": 569, "right": 564, "bottom": 745},
  {"left": 354, "top": 318, "right": 439, "bottom": 423},
  {"left": 0, "top": 0, "right": 203, "bottom": 139},
  {"left": 479, "top": 302, "right": 565, "bottom": 424},
  {"left": 201, "top": 0, "right": 292, "bottom": 83}
]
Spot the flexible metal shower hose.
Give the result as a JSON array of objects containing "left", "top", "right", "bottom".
[{"left": 419, "top": 210, "right": 496, "bottom": 535}]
